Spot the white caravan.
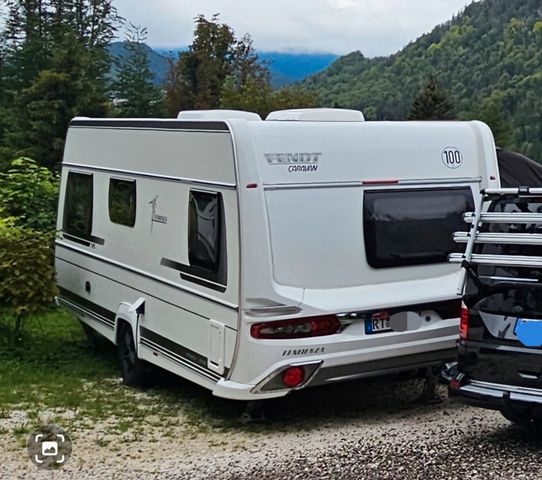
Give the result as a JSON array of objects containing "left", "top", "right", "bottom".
[{"left": 55, "top": 109, "right": 500, "bottom": 400}]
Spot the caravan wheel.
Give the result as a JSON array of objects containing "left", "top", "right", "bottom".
[
  {"left": 118, "top": 322, "right": 150, "bottom": 387},
  {"left": 80, "top": 321, "right": 107, "bottom": 350}
]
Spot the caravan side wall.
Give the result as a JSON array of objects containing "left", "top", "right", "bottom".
[{"left": 55, "top": 120, "right": 240, "bottom": 389}]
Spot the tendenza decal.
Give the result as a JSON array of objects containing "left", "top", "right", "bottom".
[
  {"left": 149, "top": 196, "right": 168, "bottom": 231},
  {"left": 282, "top": 347, "right": 325, "bottom": 357}
]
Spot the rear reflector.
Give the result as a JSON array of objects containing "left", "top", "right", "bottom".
[
  {"left": 251, "top": 315, "right": 341, "bottom": 339},
  {"left": 459, "top": 302, "right": 469, "bottom": 340},
  {"left": 282, "top": 366, "right": 305, "bottom": 388},
  {"left": 362, "top": 179, "right": 400, "bottom": 185}
]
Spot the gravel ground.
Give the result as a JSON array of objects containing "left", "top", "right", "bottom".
[{"left": 2, "top": 379, "right": 541, "bottom": 479}]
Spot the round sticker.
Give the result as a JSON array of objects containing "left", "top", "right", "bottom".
[{"left": 442, "top": 147, "right": 463, "bottom": 169}]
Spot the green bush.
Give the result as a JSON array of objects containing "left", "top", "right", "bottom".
[
  {"left": 0, "top": 157, "right": 59, "bottom": 233},
  {"left": 0, "top": 217, "right": 57, "bottom": 331}
]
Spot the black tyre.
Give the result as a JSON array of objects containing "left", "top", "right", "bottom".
[
  {"left": 500, "top": 408, "right": 533, "bottom": 426},
  {"left": 80, "top": 321, "right": 108, "bottom": 349},
  {"left": 532, "top": 417, "right": 542, "bottom": 431},
  {"left": 117, "top": 322, "right": 150, "bottom": 387}
]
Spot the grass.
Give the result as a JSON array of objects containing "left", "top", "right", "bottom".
[
  {"left": 0, "top": 309, "right": 195, "bottom": 435},
  {"left": 0, "top": 309, "right": 262, "bottom": 436},
  {"left": 0, "top": 308, "right": 435, "bottom": 439},
  {"left": 0, "top": 311, "right": 121, "bottom": 411}
]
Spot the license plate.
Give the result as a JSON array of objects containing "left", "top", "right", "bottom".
[
  {"left": 365, "top": 312, "right": 392, "bottom": 334},
  {"left": 514, "top": 318, "right": 542, "bottom": 348}
]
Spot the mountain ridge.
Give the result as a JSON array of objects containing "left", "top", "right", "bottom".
[
  {"left": 303, "top": 0, "right": 542, "bottom": 159},
  {"left": 109, "top": 42, "right": 337, "bottom": 87}
]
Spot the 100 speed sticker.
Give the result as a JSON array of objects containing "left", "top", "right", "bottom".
[{"left": 442, "top": 147, "right": 463, "bottom": 169}]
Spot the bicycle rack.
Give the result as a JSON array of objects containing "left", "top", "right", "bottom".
[{"left": 450, "top": 187, "right": 542, "bottom": 295}]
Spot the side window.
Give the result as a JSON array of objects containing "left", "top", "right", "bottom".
[
  {"left": 63, "top": 172, "right": 93, "bottom": 239},
  {"left": 187, "top": 190, "right": 227, "bottom": 287},
  {"left": 109, "top": 178, "right": 136, "bottom": 227}
]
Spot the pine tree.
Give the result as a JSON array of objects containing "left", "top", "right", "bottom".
[
  {"left": 113, "top": 25, "right": 163, "bottom": 118},
  {"left": 408, "top": 76, "right": 455, "bottom": 120},
  {"left": 231, "top": 34, "right": 269, "bottom": 89},
  {"left": 1, "top": 1, "right": 50, "bottom": 165},
  {"left": 8, "top": 70, "right": 72, "bottom": 168},
  {"left": 0, "top": 46, "right": 9, "bottom": 166},
  {"left": 164, "top": 14, "right": 236, "bottom": 115},
  {"left": 0, "top": 0, "right": 120, "bottom": 169},
  {"left": 1, "top": 0, "right": 52, "bottom": 93}
]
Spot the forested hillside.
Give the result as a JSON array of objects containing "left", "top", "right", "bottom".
[{"left": 304, "top": 0, "right": 542, "bottom": 160}]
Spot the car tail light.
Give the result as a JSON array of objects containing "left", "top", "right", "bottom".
[
  {"left": 460, "top": 302, "right": 469, "bottom": 340},
  {"left": 450, "top": 378, "right": 461, "bottom": 391},
  {"left": 250, "top": 315, "right": 341, "bottom": 339},
  {"left": 449, "top": 373, "right": 466, "bottom": 392},
  {"left": 282, "top": 366, "right": 305, "bottom": 388}
]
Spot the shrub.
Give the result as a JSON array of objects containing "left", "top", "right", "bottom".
[
  {"left": 0, "top": 217, "right": 57, "bottom": 332},
  {"left": 0, "top": 157, "right": 59, "bottom": 233}
]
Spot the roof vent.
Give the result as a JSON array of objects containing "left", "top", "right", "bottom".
[
  {"left": 266, "top": 108, "right": 364, "bottom": 122},
  {"left": 177, "top": 110, "right": 262, "bottom": 121}
]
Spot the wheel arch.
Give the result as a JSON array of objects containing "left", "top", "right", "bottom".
[{"left": 114, "top": 300, "right": 143, "bottom": 346}]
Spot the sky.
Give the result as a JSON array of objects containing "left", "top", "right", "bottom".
[{"left": 113, "top": 0, "right": 477, "bottom": 56}]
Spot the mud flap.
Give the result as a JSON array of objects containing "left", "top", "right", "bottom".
[{"left": 208, "top": 320, "right": 225, "bottom": 375}]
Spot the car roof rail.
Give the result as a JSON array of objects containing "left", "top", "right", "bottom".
[{"left": 482, "top": 187, "right": 542, "bottom": 196}]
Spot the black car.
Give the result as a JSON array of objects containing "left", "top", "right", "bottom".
[{"left": 449, "top": 189, "right": 542, "bottom": 426}]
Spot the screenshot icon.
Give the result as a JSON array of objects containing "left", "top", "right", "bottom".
[{"left": 27, "top": 425, "right": 72, "bottom": 469}]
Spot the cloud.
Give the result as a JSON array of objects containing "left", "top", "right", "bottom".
[{"left": 113, "top": 0, "right": 476, "bottom": 55}]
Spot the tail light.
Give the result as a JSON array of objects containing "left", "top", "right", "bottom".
[
  {"left": 250, "top": 315, "right": 341, "bottom": 339},
  {"left": 459, "top": 302, "right": 469, "bottom": 340}
]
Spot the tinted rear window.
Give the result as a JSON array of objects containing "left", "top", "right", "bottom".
[
  {"left": 364, "top": 187, "right": 474, "bottom": 268},
  {"left": 186, "top": 190, "right": 227, "bottom": 288}
]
